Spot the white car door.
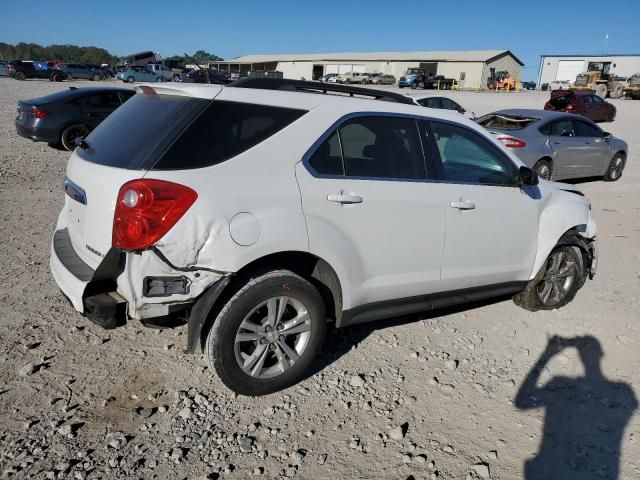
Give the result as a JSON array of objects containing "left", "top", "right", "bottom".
[
  {"left": 296, "top": 115, "right": 446, "bottom": 309},
  {"left": 427, "top": 121, "right": 539, "bottom": 290}
]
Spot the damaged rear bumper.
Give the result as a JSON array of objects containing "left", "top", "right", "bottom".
[{"left": 50, "top": 227, "right": 228, "bottom": 330}]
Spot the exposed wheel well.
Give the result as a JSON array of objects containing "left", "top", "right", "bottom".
[
  {"left": 557, "top": 228, "right": 595, "bottom": 286},
  {"left": 195, "top": 252, "right": 342, "bottom": 352}
]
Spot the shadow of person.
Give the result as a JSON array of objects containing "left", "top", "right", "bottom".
[{"left": 515, "top": 336, "right": 637, "bottom": 480}]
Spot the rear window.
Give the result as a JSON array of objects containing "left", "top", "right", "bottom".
[
  {"left": 78, "top": 94, "right": 209, "bottom": 170},
  {"left": 154, "top": 101, "right": 306, "bottom": 170},
  {"left": 476, "top": 114, "right": 537, "bottom": 131}
]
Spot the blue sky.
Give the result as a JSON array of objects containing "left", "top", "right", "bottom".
[{"left": 2, "top": 0, "right": 639, "bottom": 80}]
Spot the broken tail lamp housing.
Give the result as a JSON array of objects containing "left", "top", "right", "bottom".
[{"left": 143, "top": 276, "right": 190, "bottom": 297}]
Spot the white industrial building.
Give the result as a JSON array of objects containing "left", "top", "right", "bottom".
[
  {"left": 538, "top": 54, "right": 640, "bottom": 86},
  {"left": 210, "top": 50, "right": 523, "bottom": 90}
]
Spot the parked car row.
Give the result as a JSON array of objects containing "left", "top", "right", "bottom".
[
  {"left": 318, "top": 72, "right": 396, "bottom": 85},
  {"left": 4, "top": 60, "right": 115, "bottom": 82}
]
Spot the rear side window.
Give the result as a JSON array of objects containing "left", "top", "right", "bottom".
[
  {"left": 78, "top": 94, "right": 210, "bottom": 170},
  {"left": 339, "top": 116, "right": 425, "bottom": 179},
  {"left": 309, "top": 131, "right": 343, "bottom": 176},
  {"left": 154, "top": 101, "right": 306, "bottom": 170},
  {"left": 86, "top": 92, "right": 121, "bottom": 108}
]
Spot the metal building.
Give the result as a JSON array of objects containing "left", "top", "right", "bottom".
[
  {"left": 210, "top": 50, "right": 523, "bottom": 90},
  {"left": 538, "top": 54, "right": 640, "bottom": 87}
]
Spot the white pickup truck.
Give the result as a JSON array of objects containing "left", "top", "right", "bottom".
[{"left": 146, "top": 64, "right": 174, "bottom": 81}]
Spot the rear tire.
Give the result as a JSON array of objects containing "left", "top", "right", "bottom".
[
  {"left": 52, "top": 73, "right": 64, "bottom": 82},
  {"left": 533, "top": 159, "right": 553, "bottom": 180},
  {"left": 60, "top": 124, "right": 90, "bottom": 151},
  {"left": 205, "top": 270, "right": 326, "bottom": 396},
  {"left": 92, "top": 73, "right": 101, "bottom": 81},
  {"left": 513, "top": 245, "right": 583, "bottom": 312},
  {"left": 610, "top": 85, "right": 623, "bottom": 99},
  {"left": 411, "top": 82, "right": 417, "bottom": 89},
  {"left": 603, "top": 153, "right": 625, "bottom": 181}
]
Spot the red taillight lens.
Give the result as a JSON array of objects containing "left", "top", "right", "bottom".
[
  {"left": 565, "top": 104, "right": 574, "bottom": 110},
  {"left": 113, "top": 179, "right": 197, "bottom": 251},
  {"left": 32, "top": 108, "right": 48, "bottom": 119},
  {"left": 496, "top": 135, "right": 527, "bottom": 148}
]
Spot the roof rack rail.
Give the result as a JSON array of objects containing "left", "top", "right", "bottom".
[{"left": 228, "top": 78, "right": 414, "bottom": 105}]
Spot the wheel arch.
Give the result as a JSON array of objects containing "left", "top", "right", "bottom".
[
  {"left": 531, "top": 193, "right": 595, "bottom": 281},
  {"left": 186, "top": 250, "right": 343, "bottom": 353}
]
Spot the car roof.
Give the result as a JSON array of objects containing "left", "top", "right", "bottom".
[
  {"left": 26, "top": 87, "right": 133, "bottom": 105},
  {"left": 492, "top": 108, "right": 572, "bottom": 120},
  {"left": 134, "top": 83, "right": 476, "bottom": 122}
]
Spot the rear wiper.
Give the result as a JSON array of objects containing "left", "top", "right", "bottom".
[{"left": 74, "top": 137, "right": 90, "bottom": 151}]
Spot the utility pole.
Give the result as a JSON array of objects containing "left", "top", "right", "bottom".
[{"left": 604, "top": 33, "right": 609, "bottom": 55}]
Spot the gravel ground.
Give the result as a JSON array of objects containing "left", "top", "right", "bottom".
[{"left": 1, "top": 77, "right": 639, "bottom": 480}]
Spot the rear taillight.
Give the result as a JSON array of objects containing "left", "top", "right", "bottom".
[
  {"left": 113, "top": 179, "right": 197, "bottom": 251},
  {"left": 496, "top": 135, "right": 527, "bottom": 148},
  {"left": 31, "top": 108, "right": 48, "bottom": 119},
  {"left": 565, "top": 104, "right": 574, "bottom": 111}
]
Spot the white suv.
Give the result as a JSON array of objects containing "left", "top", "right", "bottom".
[{"left": 50, "top": 79, "right": 597, "bottom": 395}]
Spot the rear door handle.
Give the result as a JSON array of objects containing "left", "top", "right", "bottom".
[
  {"left": 450, "top": 201, "right": 476, "bottom": 210},
  {"left": 327, "top": 193, "right": 363, "bottom": 204}
]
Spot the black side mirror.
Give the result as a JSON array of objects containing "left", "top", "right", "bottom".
[
  {"left": 602, "top": 131, "right": 612, "bottom": 139},
  {"left": 518, "top": 166, "right": 539, "bottom": 186}
]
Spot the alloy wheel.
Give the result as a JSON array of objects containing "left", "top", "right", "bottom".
[
  {"left": 536, "top": 251, "right": 577, "bottom": 307},
  {"left": 610, "top": 156, "right": 624, "bottom": 180},
  {"left": 234, "top": 296, "right": 312, "bottom": 379}
]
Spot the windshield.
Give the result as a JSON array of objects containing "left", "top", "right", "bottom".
[
  {"left": 575, "top": 74, "right": 589, "bottom": 86},
  {"left": 476, "top": 114, "right": 538, "bottom": 130},
  {"left": 630, "top": 75, "right": 640, "bottom": 86}
]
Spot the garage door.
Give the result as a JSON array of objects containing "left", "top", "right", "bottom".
[
  {"left": 338, "top": 64, "right": 351, "bottom": 74},
  {"left": 325, "top": 64, "right": 339, "bottom": 74},
  {"left": 556, "top": 60, "right": 584, "bottom": 81}
]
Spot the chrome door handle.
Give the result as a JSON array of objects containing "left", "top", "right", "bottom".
[
  {"left": 450, "top": 201, "right": 476, "bottom": 210},
  {"left": 327, "top": 193, "right": 363, "bottom": 204}
]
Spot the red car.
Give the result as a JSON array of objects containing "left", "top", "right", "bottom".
[{"left": 544, "top": 90, "right": 616, "bottom": 122}]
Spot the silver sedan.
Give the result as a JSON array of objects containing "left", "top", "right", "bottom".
[{"left": 476, "top": 109, "right": 628, "bottom": 181}]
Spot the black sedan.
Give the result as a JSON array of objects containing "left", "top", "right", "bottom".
[{"left": 15, "top": 87, "right": 135, "bottom": 150}]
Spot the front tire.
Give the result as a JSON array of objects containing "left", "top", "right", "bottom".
[
  {"left": 14, "top": 71, "right": 26, "bottom": 81},
  {"left": 205, "top": 270, "right": 326, "bottom": 396},
  {"left": 127, "top": 76, "right": 135, "bottom": 83},
  {"left": 603, "top": 153, "right": 625, "bottom": 181},
  {"left": 513, "top": 245, "right": 583, "bottom": 311},
  {"left": 92, "top": 73, "right": 101, "bottom": 81}
]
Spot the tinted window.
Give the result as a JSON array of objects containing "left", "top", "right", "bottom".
[
  {"left": 86, "top": 92, "right": 121, "bottom": 108},
  {"left": 154, "top": 101, "right": 306, "bottom": 170},
  {"left": 418, "top": 97, "right": 441, "bottom": 109},
  {"left": 338, "top": 116, "right": 425, "bottom": 179},
  {"left": 309, "top": 131, "right": 343, "bottom": 175},
  {"left": 591, "top": 95, "right": 604, "bottom": 104},
  {"left": 582, "top": 96, "right": 593, "bottom": 104},
  {"left": 78, "top": 94, "right": 209, "bottom": 169},
  {"left": 549, "top": 119, "right": 575, "bottom": 136},
  {"left": 574, "top": 121, "right": 601, "bottom": 138},
  {"left": 431, "top": 122, "right": 517, "bottom": 186},
  {"left": 440, "top": 98, "right": 460, "bottom": 111},
  {"left": 119, "top": 91, "right": 135, "bottom": 102}
]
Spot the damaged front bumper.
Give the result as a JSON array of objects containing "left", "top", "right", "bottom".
[{"left": 50, "top": 227, "right": 228, "bottom": 329}]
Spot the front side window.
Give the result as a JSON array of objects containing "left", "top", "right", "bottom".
[
  {"left": 440, "top": 98, "right": 460, "bottom": 111},
  {"left": 574, "top": 120, "right": 602, "bottom": 138},
  {"left": 430, "top": 122, "right": 517, "bottom": 186},
  {"left": 338, "top": 116, "right": 426, "bottom": 180}
]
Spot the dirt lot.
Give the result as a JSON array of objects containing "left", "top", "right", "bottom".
[{"left": 1, "top": 77, "right": 639, "bottom": 480}]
